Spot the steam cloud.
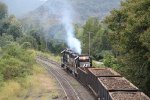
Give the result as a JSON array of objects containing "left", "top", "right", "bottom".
[
  {"left": 2, "top": 0, "right": 82, "bottom": 54},
  {"left": 61, "top": 1, "right": 81, "bottom": 54}
]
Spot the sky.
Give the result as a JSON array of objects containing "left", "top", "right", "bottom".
[{"left": 0, "top": 0, "right": 48, "bottom": 17}]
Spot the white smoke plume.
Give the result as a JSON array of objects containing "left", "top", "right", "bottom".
[
  {"left": 2, "top": 0, "right": 82, "bottom": 54},
  {"left": 61, "top": 0, "right": 81, "bottom": 54}
]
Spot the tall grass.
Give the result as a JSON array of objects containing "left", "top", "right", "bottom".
[
  {"left": 37, "top": 51, "right": 61, "bottom": 63},
  {"left": 0, "top": 64, "right": 59, "bottom": 100}
]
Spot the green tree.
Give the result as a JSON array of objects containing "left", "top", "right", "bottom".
[
  {"left": 0, "top": 15, "right": 23, "bottom": 39},
  {"left": 6, "top": 16, "right": 23, "bottom": 40},
  {"left": 17, "top": 35, "right": 38, "bottom": 49},
  {"left": 105, "top": 0, "right": 150, "bottom": 96},
  {"left": 0, "top": 18, "right": 10, "bottom": 36},
  {"left": 29, "top": 29, "right": 45, "bottom": 51},
  {"left": 82, "top": 17, "right": 101, "bottom": 54},
  {"left": 81, "top": 17, "right": 111, "bottom": 60},
  {"left": 0, "top": 34, "right": 14, "bottom": 47},
  {"left": 0, "top": 2, "right": 7, "bottom": 19}
]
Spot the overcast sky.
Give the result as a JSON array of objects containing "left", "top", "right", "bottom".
[{"left": 0, "top": 0, "right": 48, "bottom": 17}]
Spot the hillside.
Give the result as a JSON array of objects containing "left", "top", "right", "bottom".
[
  {"left": 24, "top": 0, "right": 122, "bottom": 23},
  {"left": 22, "top": 0, "right": 122, "bottom": 41}
]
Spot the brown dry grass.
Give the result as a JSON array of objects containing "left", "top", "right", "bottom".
[{"left": 0, "top": 64, "right": 59, "bottom": 100}]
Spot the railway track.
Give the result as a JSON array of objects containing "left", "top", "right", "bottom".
[
  {"left": 36, "top": 55, "right": 150, "bottom": 100},
  {"left": 37, "top": 57, "right": 82, "bottom": 100}
]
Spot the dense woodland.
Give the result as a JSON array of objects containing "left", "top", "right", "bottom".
[
  {"left": 105, "top": 0, "right": 150, "bottom": 95},
  {"left": 0, "top": 0, "right": 150, "bottom": 97}
]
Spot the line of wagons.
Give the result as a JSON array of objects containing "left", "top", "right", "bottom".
[{"left": 61, "top": 49, "right": 150, "bottom": 100}]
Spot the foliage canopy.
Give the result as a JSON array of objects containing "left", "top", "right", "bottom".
[{"left": 105, "top": 0, "right": 150, "bottom": 95}]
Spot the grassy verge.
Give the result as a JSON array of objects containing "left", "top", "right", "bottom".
[
  {"left": 37, "top": 51, "right": 61, "bottom": 63},
  {"left": 0, "top": 64, "right": 59, "bottom": 100},
  {"left": 92, "top": 60, "right": 105, "bottom": 68},
  {"left": 22, "top": 64, "right": 59, "bottom": 100}
]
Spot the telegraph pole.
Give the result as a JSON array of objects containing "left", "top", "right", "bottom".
[
  {"left": 89, "top": 32, "right": 91, "bottom": 56},
  {"left": 45, "top": 33, "right": 48, "bottom": 51}
]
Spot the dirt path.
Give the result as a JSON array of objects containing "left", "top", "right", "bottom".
[{"left": 37, "top": 57, "right": 95, "bottom": 100}]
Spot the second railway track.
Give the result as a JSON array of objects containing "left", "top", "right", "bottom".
[{"left": 37, "top": 58, "right": 82, "bottom": 100}]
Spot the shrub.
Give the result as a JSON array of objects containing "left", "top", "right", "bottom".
[
  {"left": 0, "top": 73, "right": 3, "bottom": 86},
  {"left": 0, "top": 43, "right": 35, "bottom": 81},
  {"left": 21, "top": 42, "right": 31, "bottom": 49}
]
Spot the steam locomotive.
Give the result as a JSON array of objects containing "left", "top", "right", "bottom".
[{"left": 61, "top": 48, "right": 92, "bottom": 76}]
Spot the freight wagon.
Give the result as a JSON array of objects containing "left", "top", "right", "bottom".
[{"left": 61, "top": 49, "right": 150, "bottom": 100}]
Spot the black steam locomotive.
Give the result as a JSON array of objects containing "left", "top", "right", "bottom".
[{"left": 61, "top": 49, "right": 92, "bottom": 76}]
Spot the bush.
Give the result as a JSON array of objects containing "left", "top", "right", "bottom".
[
  {"left": 103, "top": 53, "right": 120, "bottom": 69},
  {"left": 0, "top": 74, "right": 3, "bottom": 86},
  {"left": 0, "top": 58, "right": 27, "bottom": 79},
  {"left": 0, "top": 43, "right": 35, "bottom": 82},
  {"left": 21, "top": 42, "right": 31, "bottom": 49},
  {"left": 0, "top": 34, "right": 14, "bottom": 48}
]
